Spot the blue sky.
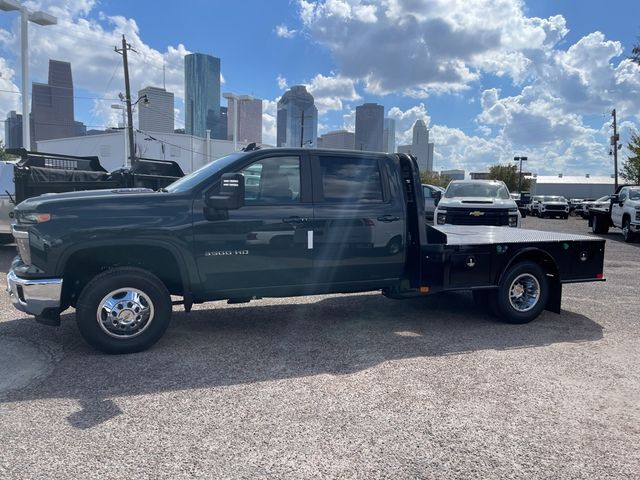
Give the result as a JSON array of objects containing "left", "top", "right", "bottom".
[{"left": 1, "top": 0, "right": 639, "bottom": 175}]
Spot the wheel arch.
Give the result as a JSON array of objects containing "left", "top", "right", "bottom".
[
  {"left": 58, "top": 240, "right": 192, "bottom": 309},
  {"left": 497, "top": 248, "right": 562, "bottom": 314}
]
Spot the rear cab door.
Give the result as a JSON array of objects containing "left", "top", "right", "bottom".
[
  {"left": 611, "top": 187, "right": 626, "bottom": 227},
  {"left": 309, "top": 152, "right": 406, "bottom": 287}
]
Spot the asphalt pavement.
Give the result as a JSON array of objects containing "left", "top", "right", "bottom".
[{"left": 0, "top": 216, "right": 638, "bottom": 479}]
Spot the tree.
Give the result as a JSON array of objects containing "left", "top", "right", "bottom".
[
  {"left": 488, "top": 164, "right": 532, "bottom": 192},
  {"left": 420, "top": 170, "right": 452, "bottom": 188},
  {"left": 0, "top": 141, "right": 17, "bottom": 161},
  {"left": 621, "top": 132, "right": 640, "bottom": 184}
]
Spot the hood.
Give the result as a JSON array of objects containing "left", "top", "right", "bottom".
[
  {"left": 541, "top": 201, "right": 568, "bottom": 205},
  {"left": 16, "top": 188, "right": 156, "bottom": 211},
  {"left": 439, "top": 197, "right": 517, "bottom": 209}
]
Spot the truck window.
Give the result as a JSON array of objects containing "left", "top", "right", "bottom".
[
  {"left": 241, "top": 156, "right": 300, "bottom": 204},
  {"left": 318, "top": 156, "right": 383, "bottom": 203}
]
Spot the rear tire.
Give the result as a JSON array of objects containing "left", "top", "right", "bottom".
[
  {"left": 75, "top": 267, "right": 172, "bottom": 354},
  {"left": 592, "top": 215, "right": 609, "bottom": 234},
  {"left": 495, "top": 261, "right": 548, "bottom": 324}
]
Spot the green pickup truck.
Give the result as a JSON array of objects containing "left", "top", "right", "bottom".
[{"left": 7, "top": 148, "right": 606, "bottom": 354}]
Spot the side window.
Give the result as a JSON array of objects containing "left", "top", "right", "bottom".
[
  {"left": 619, "top": 188, "right": 627, "bottom": 202},
  {"left": 318, "top": 156, "right": 383, "bottom": 203},
  {"left": 423, "top": 186, "right": 433, "bottom": 199},
  {"left": 241, "top": 156, "right": 300, "bottom": 205}
]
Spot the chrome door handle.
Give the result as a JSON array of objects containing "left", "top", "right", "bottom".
[
  {"left": 377, "top": 215, "right": 400, "bottom": 222},
  {"left": 283, "top": 216, "right": 307, "bottom": 225}
]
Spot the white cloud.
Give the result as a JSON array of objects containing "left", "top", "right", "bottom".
[
  {"left": 388, "top": 103, "right": 431, "bottom": 145},
  {"left": 0, "top": 1, "right": 190, "bottom": 131},
  {"left": 275, "top": 24, "right": 297, "bottom": 39},
  {"left": 277, "top": 75, "right": 288, "bottom": 90},
  {"left": 298, "top": 0, "right": 571, "bottom": 96},
  {"left": 305, "top": 73, "right": 360, "bottom": 113},
  {"left": 0, "top": 58, "right": 21, "bottom": 140},
  {"left": 262, "top": 99, "right": 278, "bottom": 146}
]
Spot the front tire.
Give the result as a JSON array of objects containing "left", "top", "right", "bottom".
[
  {"left": 622, "top": 218, "right": 635, "bottom": 243},
  {"left": 495, "top": 261, "right": 549, "bottom": 324},
  {"left": 75, "top": 267, "right": 172, "bottom": 354}
]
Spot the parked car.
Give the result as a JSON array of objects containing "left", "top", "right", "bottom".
[
  {"left": 578, "top": 196, "right": 610, "bottom": 219},
  {"left": 529, "top": 195, "right": 544, "bottom": 216},
  {"left": 7, "top": 149, "right": 605, "bottom": 353},
  {"left": 433, "top": 180, "right": 521, "bottom": 227},
  {"left": 422, "top": 184, "right": 445, "bottom": 222},
  {"left": 590, "top": 185, "right": 640, "bottom": 242},
  {"left": 537, "top": 196, "right": 570, "bottom": 219},
  {"left": 568, "top": 198, "right": 584, "bottom": 216}
]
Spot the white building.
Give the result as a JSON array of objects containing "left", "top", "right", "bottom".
[
  {"left": 397, "top": 120, "right": 434, "bottom": 172},
  {"left": 441, "top": 169, "right": 465, "bottom": 180},
  {"left": 138, "top": 86, "right": 175, "bottom": 133},
  {"left": 530, "top": 174, "right": 616, "bottom": 199},
  {"left": 37, "top": 131, "right": 248, "bottom": 174}
]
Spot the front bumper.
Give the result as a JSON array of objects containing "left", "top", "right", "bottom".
[{"left": 6, "top": 269, "right": 63, "bottom": 317}]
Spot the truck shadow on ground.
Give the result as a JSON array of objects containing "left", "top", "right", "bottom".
[
  {"left": 587, "top": 232, "right": 640, "bottom": 248},
  {"left": 1, "top": 291, "right": 604, "bottom": 429}
]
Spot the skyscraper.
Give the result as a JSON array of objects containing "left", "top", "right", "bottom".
[
  {"left": 31, "top": 60, "right": 75, "bottom": 149},
  {"left": 397, "top": 120, "right": 434, "bottom": 172},
  {"left": 355, "top": 103, "right": 384, "bottom": 152},
  {"left": 227, "top": 97, "right": 262, "bottom": 144},
  {"left": 276, "top": 85, "right": 317, "bottom": 148},
  {"left": 138, "top": 86, "right": 174, "bottom": 133},
  {"left": 184, "top": 53, "right": 221, "bottom": 139},
  {"left": 4, "top": 111, "right": 23, "bottom": 149},
  {"left": 383, "top": 118, "right": 396, "bottom": 153},
  {"left": 219, "top": 106, "right": 228, "bottom": 140}
]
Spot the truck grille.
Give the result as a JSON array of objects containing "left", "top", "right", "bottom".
[
  {"left": 445, "top": 208, "right": 510, "bottom": 226},
  {"left": 544, "top": 204, "right": 566, "bottom": 211}
]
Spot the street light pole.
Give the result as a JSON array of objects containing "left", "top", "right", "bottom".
[
  {"left": 1, "top": 0, "right": 57, "bottom": 151},
  {"left": 514, "top": 156, "right": 528, "bottom": 192}
]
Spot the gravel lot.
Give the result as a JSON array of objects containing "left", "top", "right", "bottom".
[{"left": 1, "top": 216, "right": 638, "bottom": 479}]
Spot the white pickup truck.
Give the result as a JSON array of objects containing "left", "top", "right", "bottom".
[
  {"left": 589, "top": 185, "right": 640, "bottom": 242},
  {"left": 433, "top": 180, "right": 521, "bottom": 227}
]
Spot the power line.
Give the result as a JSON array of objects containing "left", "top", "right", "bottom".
[{"left": 0, "top": 87, "right": 119, "bottom": 101}]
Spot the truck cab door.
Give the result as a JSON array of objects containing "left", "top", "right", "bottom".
[
  {"left": 611, "top": 188, "right": 626, "bottom": 226},
  {"left": 191, "top": 154, "right": 314, "bottom": 296},
  {"left": 309, "top": 153, "right": 406, "bottom": 286}
]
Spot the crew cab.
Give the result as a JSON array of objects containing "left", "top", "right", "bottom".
[
  {"left": 589, "top": 185, "right": 640, "bottom": 242},
  {"left": 7, "top": 149, "right": 606, "bottom": 354},
  {"left": 537, "top": 196, "right": 570, "bottom": 219},
  {"left": 433, "top": 180, "right": 521, "bottom": 227}
]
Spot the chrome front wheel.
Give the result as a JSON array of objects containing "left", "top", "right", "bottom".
[{"left": 98, "top": 288, "right": 155, "bottom": 339}]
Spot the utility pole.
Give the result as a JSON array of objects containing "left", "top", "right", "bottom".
[
  {"left": 300, "top": 109, "right": 305, "bottom": 148},
  {"left": 115, "top": 35, "right": 136, "bottom": 168},
  {"left": 611, "top": 109, "right": 619, "bottom": 190},
  {"left": 514, "top": 156, "right": 528, "bottom": 192}
]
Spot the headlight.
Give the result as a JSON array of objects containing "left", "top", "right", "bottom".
[
  {"left": 436, "top": 211, "right": 447, "bottom": 225},
  {"left": 19, "top": 212, "right": 51, "bottom": 224},
  {"left": 636, "top": 209, "right": 640, "bottom": 221},
  {"left": 12, "top": 228, "right": 31, "bottom": 265},
  {"left": 508, "top": 215, "right": 518, "bottom": 227}
]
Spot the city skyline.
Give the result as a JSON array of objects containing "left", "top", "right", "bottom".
[{"left": 0, "top": 1, "right": 639, "bottom": 175}]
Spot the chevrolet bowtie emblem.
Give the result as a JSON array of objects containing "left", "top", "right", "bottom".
[{"left": 469, "top": 211, "right": 485, "bottom": 216}]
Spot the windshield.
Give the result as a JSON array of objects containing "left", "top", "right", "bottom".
[
  {"left": 628, "top": 188, "right": 640, "bottom": 200},
  {"left": 444, "top": 182, "right": 510, "bottom": 199},
  {"left": 164, "top": 152, "right": 248, "bottom": 193},
  {"left": 542, "top": 196, "right": 567, "bottom": 202}
]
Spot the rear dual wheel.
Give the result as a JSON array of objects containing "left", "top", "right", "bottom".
[{"left": 475, "top": 261, "right": 549, "bottom": 324}]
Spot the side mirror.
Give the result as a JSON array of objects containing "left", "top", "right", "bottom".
[
  {"left": 609, "top": 194, "right": 619, "bottom": 204},
  {"left": 207, "top": 173, "right": 245, "bottom": 210},
  {"left": 433, "top": 190, "right": 442, "bottom": 207}
]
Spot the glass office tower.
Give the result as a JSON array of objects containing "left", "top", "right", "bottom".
[{"left": 185, "top": 53, "right": 222, "bottom": 139}]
